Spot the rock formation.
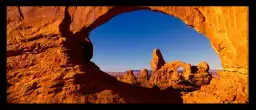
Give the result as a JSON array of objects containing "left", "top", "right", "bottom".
[
  {"left": 149, "top": 58, "right": 212, "bottom": 87},
  {"left": 150, "top": 60, "right": 190, "bottom": 85},
  {"left": 122, "top": 70, "right": 136, "bottom": 84},
  {"left": 197, "top": 61, "right": 210, "bottom": 73},
  {"left": 151, "top": 48, "right": 165, "bottom": 73},
  {"left": 183, "top": 64, "right": 192, "bottom": 80},
  {"left": 187, "top": 62, "right": 211, "bottom": 86},
  {"left": 7, "top": 6, "right": 248, "bottom": 72},
  {"left": 138, "top": 69, "right": 149, "bottom": 81},
  {"left": 182, "top": 71, "right": 248, "bottom": 103},
  {"left": 191, "top": 72, "right": 212, "bottom": 86},
  {"left": 6, "top": 6, "right": 248, "bottom": 103}
]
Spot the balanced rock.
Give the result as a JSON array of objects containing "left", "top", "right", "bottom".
[
  {"left": 123, "top": 70, "right": 136, "bottom": 84},
  {"left": 151, "top": 49, "right": 165, "bottom": 73}
]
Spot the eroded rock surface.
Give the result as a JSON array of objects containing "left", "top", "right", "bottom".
[
  {"left": 150, "top": 60, "right": 187, "bottom": 85},
  {"left": 7, "top": 6, "right": 248, "bottom": 103},
  {"left": 122, "top": 70, "right": 137, "bottom": 84},
  {"left": 182, "top": 71, "right": 248, "bottom": 103},
  {"left": 183, "top": 64, "right": 192, "bottom": 80},
  {"left": 197, "top": 61, "right": 210, "bottom": 73},
  {"left": 138, "top": 69, "right": 149, "bottom": 81},
  {"left": 151, "top": 48, "right": 165, "bottom": 73}
]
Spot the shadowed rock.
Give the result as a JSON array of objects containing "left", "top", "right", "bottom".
[
  {"left": 6, "top": 6, "right": 248, "bottom": 104},
  {"left": 74, "top": 62, "right": 183, "bottom": 104},
  {"left": 189, "top": 62, "right": 212, "bottom": 86},
  {"left": 191, "top": 72, "right": 212, "bottom": 86}
]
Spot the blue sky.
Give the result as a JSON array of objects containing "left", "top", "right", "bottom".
[{"left": 89, "top": 10, "right": 222, "bottom": 72}]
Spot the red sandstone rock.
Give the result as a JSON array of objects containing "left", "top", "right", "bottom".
[
  {"left": 122, "top": 70, "right": 137, "bottom": 84},
  {"left": 197, "top": 61, "right": 209, "bottom": 73},
  {"left": 138, "top": 69, "right": 149, "bottom": 81},
  {"left": 6, "top": 6, "right": 248, "bottom": 104},
  {"left": 183, "top": 64, "right": 192, "bottom": 80},
  {"left": 151, "top": 48, "right": 165, "bottom": 73}
]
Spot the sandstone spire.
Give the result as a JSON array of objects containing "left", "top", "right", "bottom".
[
  {"left": 138, "top": 68, "right": 149, "bottom": 80},
  {"left": 123, "top": 70, "right": 136, "bottom": 84},
  {"left": 151, "top": 48, "right": 165, "bottom": 73}
]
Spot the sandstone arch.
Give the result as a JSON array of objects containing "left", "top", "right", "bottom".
[
  {"left": 7, "top": 6, "right": 248, "bottom": 73},
  {"left": 163, "top": 60, "right": 192, "bottom": 80},
  {"left": 6, "top": 6, "right": 248, "bottom": 104}
]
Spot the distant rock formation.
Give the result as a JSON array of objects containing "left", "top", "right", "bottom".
[
  {"left": 149, "top": 49, "right": 212, "bottom": 87},
  {"left": 150, "top": 60, "right": 191, "bottom": 85},
  {"left": 191, "top": 72, "right": 212, "bottom": 86},
  {"left": 183, "top": 64, "right": 192, "bottom": 80},
  {"left": 151, "top": 49, "right": 165, "bottom": 73},
  {"left": 6, "top": 6, "right": 248, "bottom": 104},
  {"left": 188, "top": 62, "right": 211, "bottom": 86},
  {"left": 123, "top": 70, "right": 136, "bottom": 84},
  {"left": 197, "top": 61, "right": 210, "bottom": 73},
  {"left": 138, "top": 69, "right": 149, "bottom": 81}
]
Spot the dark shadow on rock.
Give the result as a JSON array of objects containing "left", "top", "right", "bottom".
[
  {"left": 175, "top": 80, "right": 201, "bottom": 92},
  {"left": 59, "top": 6, "right": 93, "bottom": 65},
  {"left": 74, "top": 61, "right": 183, "bottom": 104},
  {"left": 191, "top": 66, "right": 198, "bottom": 73},
  {"left": 58, "top": 6, "right": 188, "bottom": 104}
]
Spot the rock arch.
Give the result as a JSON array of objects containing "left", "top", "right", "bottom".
[
  {"left": 6, "top": 6, "right": 249, "bottom": 103},
  {"left": 163, "top": 60, "right": 191, "bottom": 80},
  {"left": 67, "top": 6, "right": 248, "bottom": 73},
  {"left": 7, "top": 6, "right": 248, "bottom": 73}
]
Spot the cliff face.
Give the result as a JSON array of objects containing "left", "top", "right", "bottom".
[{"left": 6, "top": 6, "right": 248, "bottom": 103}]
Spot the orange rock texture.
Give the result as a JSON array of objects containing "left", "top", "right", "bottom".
[
  {"left": 7, "top": 6, "right": 248, "bottom": 103},
  {"left": 151, "top": 48, "right": 165, "bottom": 73},
  {"left": 122, "top": 70, "right": 136, "bottom": 84},
  {"left": 182, "top": 71, "right": 248, "bottom": 103}
]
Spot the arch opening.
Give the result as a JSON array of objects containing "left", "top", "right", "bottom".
[
  {"left": 178, "top": 67, "right": 184, "bottom": 74},
  {"left": 88, "top": 9, "right": 222, "bottom": 75}
]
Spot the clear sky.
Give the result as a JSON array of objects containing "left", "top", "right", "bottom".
[{"left": 90, "top": 10, "right": 222, "bottom": 72}]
